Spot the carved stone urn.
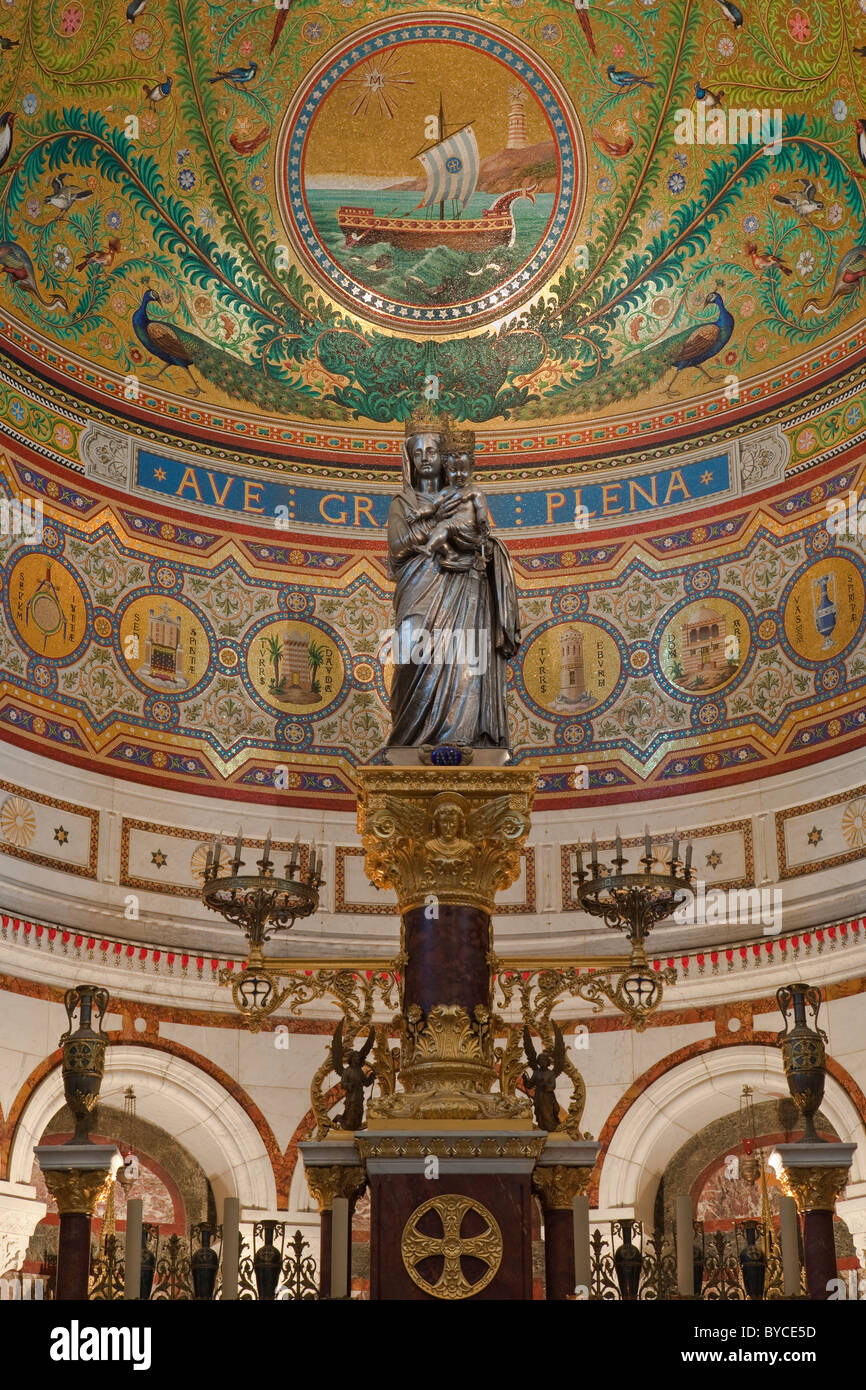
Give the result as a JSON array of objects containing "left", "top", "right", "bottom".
[
  {"left": 776, "top": 983, "right": 827, "bottom": 1144},
  {"left": 190, "top": 1223, "right": 220, "bottom": 1301},
  {"left": 59, "top": 984, "right": 110, "bottom": 1143},
  {"left": 738, "top": 1220, "right": 767, "bottom": 1299},
  {"left": 253, "top": 1221, "right": 283, "bottom": 1301},
  {"left": 613, "top": 1220, "right": 643, "bottom": 1300}
]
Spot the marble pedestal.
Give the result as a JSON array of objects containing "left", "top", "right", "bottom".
[
  {"left": 358, "top": 1128, "right": 545, "bottom": 1301},
  {"left": 34, "top": 1144, "right": 121, "bottom": 1301},
  {"left": 773, "top": 1142, "right": 856, "bottom": 1301}
]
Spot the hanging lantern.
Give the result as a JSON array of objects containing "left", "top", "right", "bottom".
[{"left": 738, "top": 1085, "right": 760, "bottom": 1184}]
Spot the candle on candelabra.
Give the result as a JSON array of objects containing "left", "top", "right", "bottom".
[
  {"left": 591, "top": 831, "right": 598, "bottom": 872},
  {"left": 671, "top": 829, "right": 680, "bottom": 866},
  {"left": 644, "top": 824, "right": 652, "bottom": 864},
  {"left": 213, "top": 838, "right": 223, "bottom": 876},
  {"left": 288, "top": 833, "right": 300, "bottom": 874},
  {"left": 204, "top": 843, "right": 214, "bottom": 878},
  {"left": 231, "top": 827, "right": 243, "bottom": 873},
  {"left": 615, "top": 826, "right": 623, "bottom": 866},
  {"left": 576, "top": 842, "right": 584, "bottom": 874},
  {"left": 684, "top": 842, "right": 692, "bottom": 875},
  {"left": 262, "top": 828, "right": 272, "bottom": 871},
  {"left": 309, "top": 840, "right": 316, "bottom": 883}
]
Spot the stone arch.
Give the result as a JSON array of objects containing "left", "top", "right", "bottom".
[
  {"left": 7, "top": 1044, "right": 278, "bottom": 1210},
  {"left": 596, "top": 1042, "right": 866, "bottom": 1222}
]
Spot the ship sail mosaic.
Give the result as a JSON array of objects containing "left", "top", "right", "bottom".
[
  {"left": 417, "top": 119, "right": 480, "bottom": 213},
  {"left": 336, "top": 110, "right": 529, "bottom": 256}
]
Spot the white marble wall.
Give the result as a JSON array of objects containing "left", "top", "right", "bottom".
[{"left": 1, "top": 739, "right": 865, "bottom": 954}]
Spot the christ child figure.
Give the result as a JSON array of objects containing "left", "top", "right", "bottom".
[{"left": 424, "top": 430, "right": 490, "bottom": 569}]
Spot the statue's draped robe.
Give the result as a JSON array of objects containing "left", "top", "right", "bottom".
[{"left": 387, "top": 450, "right": 520, "bottom": 748}]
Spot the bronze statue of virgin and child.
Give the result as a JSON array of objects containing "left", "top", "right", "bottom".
[{"left": 386, "top": 409, "right": 521, "bottom": 751}]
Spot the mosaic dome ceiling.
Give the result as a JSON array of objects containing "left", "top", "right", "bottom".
[{"left": 0, "top": 0, "right": 865, "bottom": 814}]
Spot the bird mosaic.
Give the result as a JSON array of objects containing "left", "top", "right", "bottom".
[
  {"left": 128, "top": 287, "right": 340, "bottom": 414},
  {"left": 712, "top": 0, "right": 744, "bottom": 28},
  {"left": 131, "top": 288, "right": 203, "bottom": 396},
  {"left": 591, "top": 127, "right": 635, "bottom": 159},
  {"left": 142, "top": 77, "right": 172, "bottom": 105},
  {"left": 44, "top": 174, "right": 93, "bottom": 219},
  {"left": 76, "top": 239, "right": 122, "bottom": 274},
  {"left": 773, "top": 178, "right": 824, "bottom": 221},
  {"left": 607, "top": 65, "right": 655, "bottom": 91},
  {"left": 745, "top": 244, "right": 791, "bottom": 276},
  {"left": 802, "top": 246, "right": 866, "bottom": 316},
  {"left": 694, "top": 80, "right": 724, "bottom": 109},
  {"left": 571, "top": 1, "right": 596, "bottom": 56},
  {"left": 208, "top": 62, "right": 258, "bottom": 88},
  {"left": 269, "top": 2, "right": 294, "bottom": 53},
  {"left": 556, "top": 291, "right": 736, "bottom": 409},
  {"left": 228, "top": 126, "right": 270, "bottom": 157},
  {"left": 0, "top": 241, "right": 68, "bottom": 313},
  {"left": 0, "top": 0, "right": 858, "bottom": 432},
  {"left": 0, "top": 111, "right": 15, "bottom": 175}
]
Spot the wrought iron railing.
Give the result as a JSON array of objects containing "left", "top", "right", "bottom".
[
  {"left": 587, "top": 1221, "right": 803, "bottom": 1300},
  {"left": 150, "top": 1233, "right": 193, "bottom": 1301},
  {"left": 85, "top": 1224, "right": 319, "bottom": 1300},
  {"left": 89, "top": 1234, "right": 125, "bottom": 1300}
]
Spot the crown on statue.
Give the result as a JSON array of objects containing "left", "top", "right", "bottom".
[
  {"left": 445, "top": 424, "right": 476, "bottom": 454},
  {"left": 404, "top": 402, "right": 443, "bottom": 438}
]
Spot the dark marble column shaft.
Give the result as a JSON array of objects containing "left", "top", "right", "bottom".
[
  {"left": 403, "top": 903, "right": 491, "bottom": 1016},
  {"left": 318, "top": 1200, "right": 358, "bottom": 1297},
  {"left": 803, "top": 1209, "right": 837, "bottom": 1300},
  {"left": 56, "top": 1212, "right": 93, "bottom": 1301},
  {"left": 543, "top": 1208, "right": 575, "bottom": 1301},
  {"left": 318, "top": 1209, "right": 332, "bottom": 1299}
]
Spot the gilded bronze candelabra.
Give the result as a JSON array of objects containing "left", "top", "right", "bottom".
[
  {"left": 569, "top": 827, "right": 694, "bottom": 1026},
  {"left": 575, "top": 826, "right": 694, "bottom": 956},
  {"left": 201, "top": 829, "right": 325, "bottom": 1025}
]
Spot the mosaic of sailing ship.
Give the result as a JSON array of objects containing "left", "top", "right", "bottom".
[{"left": 309, "top": 89, "right": 555, "bottom": 309}]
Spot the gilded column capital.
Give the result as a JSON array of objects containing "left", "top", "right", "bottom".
[
  {"left": 367, "top": 1003, "right": 532, "bottom": 1122},
  {"left": 532, "top": 1164, "right": 593, "bottom": 1211},
  {"left": 41, "top": 1167, "right": 114, "bottom": 1216},
  {"left": 355, "top": 766, "right": 535, "bottom": 914},
  {"left": 304, "top": 1164, "right": 367, "bottom": 1213},
  {"left": 776, "top": 1163, "right": 851, "bottom": 1213}
]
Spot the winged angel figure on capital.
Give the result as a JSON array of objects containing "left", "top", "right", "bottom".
[{"left": 365, "top": 789, "right": 528, "bottom": 904}]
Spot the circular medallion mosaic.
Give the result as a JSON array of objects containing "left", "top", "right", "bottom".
[
  {"left": 522, "top": 620, "right": 621, "bottom": 714},
  {"left": 657, "top": 596, "right": 751, "bottom": 696},
  {"left": 783, "top": 557, "right": 864, "bottom": 663},
  {"left": 247, "top": 618, "right": 344, "bottom": 714},
  {"left": 7, "top": 553, "right": 88, "bottom": 661},
  {"left": 119, "top": 595, "right": 211, "bottom": 693},
  {"left": 277, "top": 18, "right": 583, "bottom": 330}
]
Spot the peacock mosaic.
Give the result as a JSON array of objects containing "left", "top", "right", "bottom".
[{"left": 0, "top": 0, "right": 863, "bottom": 456}]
